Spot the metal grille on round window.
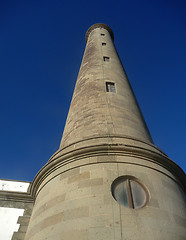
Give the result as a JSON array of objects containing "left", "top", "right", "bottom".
[{"left": 111, "top": 176, "right": 149, "bottom": 209}]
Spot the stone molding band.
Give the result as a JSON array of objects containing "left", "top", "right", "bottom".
[
  {"left": 30, "top": 142, "right": 186, "bottom": 198},
  {"left": 54, "top": 134, "right": 166, "bottom": 160},
  {"left": 85, "top": 23, "right": 114, "bottom": 42},
  {"left": 0, "top": 190, "right": 33, "bottom": 203}
]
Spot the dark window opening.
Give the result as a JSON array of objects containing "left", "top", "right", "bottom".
[
  {"left": 101, "top": 33, "right": 105, "bottom": 36},
  {"left": 106, "top": 82, "right": 115, "bottom": 93},
  {"left": 103, "top": 56, "right": 110, "bottom": 62},
  {"left": 102, "top": 42, "right": 106, "bottom": 46},
  {"left": 111, "top": 176, "right": 149, "bottom": 209}
]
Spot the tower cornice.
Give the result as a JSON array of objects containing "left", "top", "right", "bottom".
[
  {"left": 30, "top": 136, "right": 186, "bottom": 199},
  {"left": 85, "top": 23, "right": 114, "bottom": 42}
]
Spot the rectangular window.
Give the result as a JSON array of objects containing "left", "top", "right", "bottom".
[
  {"left": 103, "top": 56, "right": 110, "bottom": 62},
  {"left": 102, "top": 42, "right": 106, "bottom": 46},
  {"left": 106, "top": 82, "right": 115, "bottom": 93},
  {"left": 101, "top": 33, "right": 105, "bottom": 36}
]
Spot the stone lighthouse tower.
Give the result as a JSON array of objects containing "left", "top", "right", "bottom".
[{"left": 25, "top": 24, "right": 186, "bottom": 240}]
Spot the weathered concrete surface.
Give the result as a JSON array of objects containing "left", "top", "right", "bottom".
[{"left": 60, "top": 24, "right": 153, "bottom": 149}]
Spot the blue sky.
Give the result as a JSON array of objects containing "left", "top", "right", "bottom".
[{"left": 0, "top": 0, "right": 185, "bottom": 181}]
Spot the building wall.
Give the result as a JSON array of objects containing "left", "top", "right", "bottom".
[{"left": 0, "top": 180, "right": 33, "bottom": 240}]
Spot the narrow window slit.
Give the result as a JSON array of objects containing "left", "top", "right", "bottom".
[
  {"left": 103, "top": 56, "right": 110, "bottom": 62},
  {"left": 106, "top": 82, "right": 115, "bottom": 93},
  {"left": 102, "top": 42, "right": 106, "bottom": 46}
]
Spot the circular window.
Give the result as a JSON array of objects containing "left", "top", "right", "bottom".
[{"left": 111, "top": 176, "right": 149, "bottom": 209}]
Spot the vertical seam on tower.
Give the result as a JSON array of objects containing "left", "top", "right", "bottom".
[
  {"left": 99, "top": 28, "right": 123, "bottom": 240},
  {"left": 117, "top": 162, "right": 123, "bottom": 240},
  {"left": 99, "top": 28, "right": 116, "bottom": 239},
  {"left": 99, "top": 29, "right": 116, "bottom": 140}
]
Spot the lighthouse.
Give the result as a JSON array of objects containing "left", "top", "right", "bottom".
[{"left": 24, "top": 23, "right": 186, "bottom": 240}]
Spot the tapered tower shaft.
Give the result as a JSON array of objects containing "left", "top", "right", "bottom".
[{"left": 60, "top": 23, "right": 152, "bottom": 149}]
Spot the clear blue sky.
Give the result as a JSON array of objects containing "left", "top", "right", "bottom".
[{"left": 0, "top": 0, "right": 185, "bottom": 181}]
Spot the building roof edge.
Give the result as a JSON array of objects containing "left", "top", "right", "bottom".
[{"left": 85, "top": 23, "right": 114, "bottom": 42}]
